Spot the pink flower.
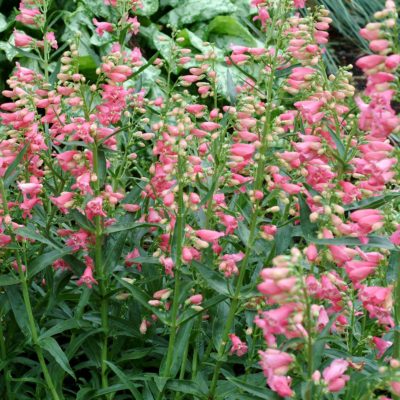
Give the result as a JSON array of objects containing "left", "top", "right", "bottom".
[
  {"left": 294, "top": 0, "right": 306, "bottom": 7},
  {"left": 77, "top": 265, "right": 98, "bottom": 289},
  {"left": 229, "top": 334, "right": 248, "bottom": 357},
  {"left": 390, "top": 226, "right": 400, "bottom": 246},
  {"left": 267, "top": 374, "right": 294, "bottom": 398},
  {"left": 14, "top": 30, "right": 33, "bottom": 47},
  {"left": 93, "top": 18, "right": 114, "bottom": 36},
  {"left": 188, "top": 294, "right": 203, "bottom": 305},
  {"left": 195, "top": 229, "right": 225, "bottom": 242},
  {"left": 391, "top": 381, "right": 400, "bottom": 396},
  {"left": 219, "top": 252, "right": 244, "bottom": 277},
  {"left": 125, "top": 248, "right": 142, "bottom": 270},
  {"left": 259, "top": 349, "right": 294, "bottom": 376},
  {"left": 50, "top": 192, "right": 74, "bottom": 214},
  {"left": 160, "top": 256, "right": 174, "bottom": 277},
  {"left": 85, "top": 197, "right": 107, "bottom": 220},
  {"left": 322, "top": 359, "right": 349, "bottom": 393},
  {"left": 127, "top": 16, "right": 140, "bottom": 35},
  {"left": 372, "top": 337, "right": 392, "bottom": 358}
]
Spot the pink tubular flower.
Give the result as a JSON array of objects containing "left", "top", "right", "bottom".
[
  {"left": 195, "top": 229, "right": 225, "bottom": 242},
  {"left": 372, "top": 337, "right": 392, "bottom": 358},
  {"left": 85, "top": 197, "right": 107, "bottom": 220},
  {"left": 267, "top": 374, "right": 294, "bottom": 397},
  {"left": 294, "top": 0, "right": 306, "bottom": 7},
  {"left": 14, "top": 30, "right": 33, "bottom": 47},
  {"left": 322, "top": 359, "right": 349, "bottom": 393},
  {"left": 77, "top": 264, "right": 98, "bottom": 289},
  {"left": 188, "top": 294, "right": 203, "bottom": 305},
  {"left": 125, "top": 248, "right": 142, "bottom": 271},
  {"left": 50, "top": 192, "right": 74, "bottom": 214},
  {"left": 93, "top": 18, "right": 113, "bottom": 36},
  {"left": 219, "top": 252, "right": 244, "bottom": 277},
  {"left": 390, "top": 226, "right": 400, "bottom": 246},
  {"left": 229, "top": 334, "right": 248, "bottom": 357}
]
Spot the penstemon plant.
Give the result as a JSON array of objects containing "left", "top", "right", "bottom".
[{"left": 0, "top": 0, "right": 399, "bottom": 399}]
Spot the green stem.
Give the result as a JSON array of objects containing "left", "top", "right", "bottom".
[
  {"left": 157, "top": 154, "right": 185, "bottom": 400},
  {"left": 0, "top": 180, "right": 60, "bottom": 400},
  {"left": 0, "top": 315, "right": 12, "bottom": 400},
  {"left": 92, "top": 144, "right": 110, "bottom": 398}
]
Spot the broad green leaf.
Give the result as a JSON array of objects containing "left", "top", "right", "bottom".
[
  {"left": 0, "top": 274, "right": 19, "bottom": 287},
  {"left": 192, "top": 261, "right": 230, "bottom": 295},
  {"left": 206, "top": 16, "right": 257, "bottom": 47},
  {"left": 309, "top": 235, "right": 395, "bottom": 249},
  {"left": 69, "top": 209, "right": 95, "bottom": 233},
  {"left": 136, "top": 0, "right": 159, "bottom": 16},
  {"left": 105, "top": 222, "right": 162, "bottom": 234},
  {"left": 0, "top": 13, "right": 7, "bottom": 32},
  {"left": 6, "top": 286, "right": 31, "bottom": 337},
  {"left": 226, "top": 376, "right": 275, "bottom": 399},
  {"left": 114, "top": 275, "right": 169, "bottom": 324},
  {"left": 106, "top": 361, "right": 143, "bottom": 399},
  {"left": 16, "top": 227, "right": 61, "bottom": 250},
  {"left": 28, "top": 248, "right": 71, "bottom": 279},
  {"left": 387, "top": 251, "right": 400, "bottom": 284},
  {"left": 169, "top": 319, "right": 195, "bottom": 377},
  {"left": 327, "top": 126, "right": 346, "bottom": 158},
  {"left": 4, "top": 143, "right": 29, "bottom": 187},
  {"left": 343, "top": 192, "right": 400, "bottom": 211},
  {"left": 39, "top": 319, "right": 84, "bottom": 340},
  {"left": 212, "top": 300, "right": 230, "bottom": 350},
  {"left": 165, "top": 380, "right": 205, "bottom": 397},
  {"left": 178, "top": 293, "right": 227, "bottom": 325},
  {"left": 161, "top": 0, "right": 237, "bottom": 26},
  {"left": 226, "top": 69, "right": 237, "bottom": 105},
  {"left": 0, "top": 41, "right": 18, "bottom": 61},
  {"left": 39, "top": 336, "right": 75, "bottom": 378},
  {"left": 298, "top": 194, "right": 317, "bottom": 238}
]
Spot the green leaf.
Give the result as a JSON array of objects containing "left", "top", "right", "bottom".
[
  {"left": 39, "top": 336, "right": 75, "bottom": 378},
  {"left": 169, "top": 319, "right": 195, "bottom": 377},
  {"left": 16, "top": 227, "right": 61, "bottom": 250},
  {"left": 106, "top": 361, "right": 143, "bottom": 399},
  {"left": 0, "top": 13, "right": 7, "bottom": 33},
  {"left": 327, "top": 126, "right": 346, "bottom": 158},
  {"left": 114, "top": 275, "right": 169, "bottom": 324},
  {"left": 343, "top": 192, "right": 400, "bottom": 211},
  {"left": 136, "top": 0, "right": 159, "bottom": 16},
  {"left": 6, "top": 286, "right": 31, "bottom": 337},
  {"left": 165, "top": 380, "right": 205, "bottom": 397},
  {"left": 226, "top": 69, "right": 237, "bottom": 105},
  {"left": 387, "top": 251, "right": 400, "bottom": 284},
  {"left": 4, "top": 143, "right": 29, "bottom": 187},
  {"left": 206, "top": 16, "right": 257, "bottom": 47},
  {"left": 192, "top": 261, "right": 229, "bottom": 295},
  {"left": 39, "top": 319, "right": 84, "bottom": 340},
  {"left": 178, "top": 293, "right": 227, "bottom": 325},
  {"left": 0, "top": 274, "right": 19, "bottom": 287},
  {"left": 226, "top": 377, "right": 275, "bottom": 399},
  {"left": 0, "top": 41, "right": 18, "bottom": 61},
  {"left": 298, "top": 194, "right": 317, "bottom": 238},
  {"left": 161, "top": 0, "right": 237, "bottom": 26},
  {"left": 28, "top": 248, "right": 71, "bottom": 279},
  {"left": 69, "top": 209, "right": 95, "bottom": 233},
  {"left": 309, "top": 235, "right": 395, "bottom": 249},
  {"left": 105, "top": 222, "right": 162, "bottom": 234}
]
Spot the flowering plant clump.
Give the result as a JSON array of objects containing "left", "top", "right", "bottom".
[{"left": 0, "top": 0, "right": 399, "bottom": 399}]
